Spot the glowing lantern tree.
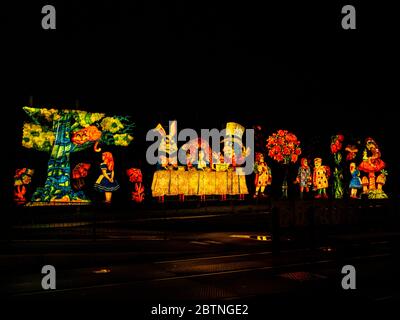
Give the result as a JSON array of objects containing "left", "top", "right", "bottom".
[
  {"left": 267, "top": 130, "right": 301, "bottom": 199},
  {"left": 22, "top": 107, "right": 134, "bottom": 203},
  {"left": 330, "top": 134, "right": 345, "bottom": 199}
]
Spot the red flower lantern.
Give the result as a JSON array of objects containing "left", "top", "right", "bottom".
[{"left": 266, "top": 130, "right": 302, "bottom": 164}]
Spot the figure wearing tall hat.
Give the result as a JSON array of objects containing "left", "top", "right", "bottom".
[{"left": 222, "top": 122, "right": 251, "bottom": 169}]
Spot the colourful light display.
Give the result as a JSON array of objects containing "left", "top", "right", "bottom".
[
  {"left": 22, "top": 107, "right": 134, "bottom": 204},
  {"left": 150, "top": 122, "right": 250, "bottom": 201},
  {"left": 330, "top": 134, "right": 345, "bottom": 199}
]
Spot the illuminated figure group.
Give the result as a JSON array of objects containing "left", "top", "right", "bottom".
[{"left": 17, "top": 105, "right": 390, "bottom": 204}]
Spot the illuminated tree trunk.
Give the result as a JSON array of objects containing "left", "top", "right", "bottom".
[{"left": 31, "top": 113, "right": 88, "bottom": 202}]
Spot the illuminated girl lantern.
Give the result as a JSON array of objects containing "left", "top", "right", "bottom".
[
  {"left": 253, "top": 153, "right": 272, "bottom": 198},
  {"left": 349, "top": 162, "right": 362, "bottom": 199},
  {"left": 358, "top": 137, "right": 387, "bottom": 199},
  {"left": 267, "top": 130, "right": 302, "bottom": 199},
  {"left": 14, "top": 168, "right": 34, "bottom": 204},
  {"left": 295, "top": 158, "right": 312, "bottom": 200},
  {"left": 94, "top": 152, "right": 120, "bottom": 203},
  {"left": 313, "top": 158, "right": 330, "bottom": 199}
]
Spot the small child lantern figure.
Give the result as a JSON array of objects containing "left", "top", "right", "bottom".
[
  {"left": 349, "top": 162, "right": 362, "bottom": 199},
  {"left": 14, "top": 168, "right": 34, "bottom": 204},
  {"left": 126, "top": 168, "right": 145, "bottom": 203},
  {"left": 295, "top": 158, "right": 312, "bottom": 200},
  {"left": 313, "top": 158, "right": 330, "bottom": 199},
  {"left": 254, "top": 153, "right": 272, "bottom": 198}
]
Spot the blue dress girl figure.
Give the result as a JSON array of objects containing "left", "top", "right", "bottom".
[
  {"left": 349, "top": 162, "right": 362, "bottom": 199},
  {"left": 94, "top": 152, "right": 120, "bottom": 203}
]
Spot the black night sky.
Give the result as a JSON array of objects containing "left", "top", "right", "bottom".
[{"left": 2, "top": 1, "right": 399, "bottom": 203}]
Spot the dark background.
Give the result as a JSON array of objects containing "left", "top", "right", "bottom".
[{"left": 2, "top": 1, "right": 398, "bottom": 204}]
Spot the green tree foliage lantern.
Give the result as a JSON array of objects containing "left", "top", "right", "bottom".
[{"left": 22, "top": 107, "right": 134, "bottom": 203}]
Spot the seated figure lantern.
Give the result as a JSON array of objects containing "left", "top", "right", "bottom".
[
  {"left": 222, "top": 122, "right": 251, "bottom": 170},
  {"left": 358, "top": 137, "right": 387, "bottom": 199}
]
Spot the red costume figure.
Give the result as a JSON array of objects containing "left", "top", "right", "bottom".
[
  {"left": 72, "top": 163, "right": 91, "bottom": 190},
  {"left": 14, "top": 168, "right": 34, "bottom": 204},
  {"left": 253, "top": 153, "right": 272, "bottom": 198}
]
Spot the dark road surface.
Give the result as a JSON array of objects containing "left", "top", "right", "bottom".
[{"left": 3, "top": 230, "right": 400, "bottom": 307}]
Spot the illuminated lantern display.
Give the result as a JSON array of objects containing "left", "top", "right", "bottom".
[
  {"left": 72, "top": 163, "right": 91, "bottom": 190},
  {"left": 266, "top": 130, "right": 301, "bottom": 199},
  {"left": 313, "top": 158, "right": 330, "bottom": 199},
  {"left": 295, "top": 158, "right": 312, "bottom": 200},
  {"left": 151, "top": 122, "right": 249, "bottom": 202},
  {"left": 358, "top": 137, "right": 388, "bottom": 199},
  {"left": 349, "top": 162, "right": 362, "bottom": 199},
  {"left": 127, "top": 168, "right": 145, "bottom": 203},
  {"left": 14, "top": 168, "right": 34, "bottom": 204},
  {"left": 253, "top": 153, "right": 272, "bottom": 198},
  {"left": 22, "top": 107, "right": 134, "bottom": 204},
  {"left": 330, "top": 134, "right": 345, "bottom": 199},
  {"left": 153, "top": 121, "right": 178, "bottom": 170}
]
